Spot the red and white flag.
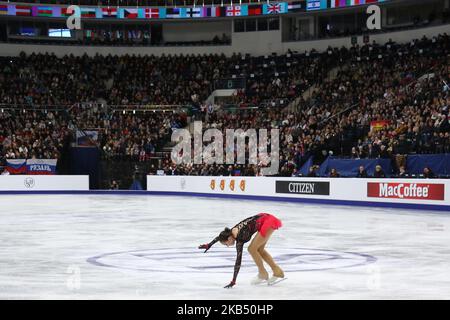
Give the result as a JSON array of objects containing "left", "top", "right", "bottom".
[
  {"left": 16, "top": 5, "right": 31, "bottom": 16},
  {"left": 145, "top": 8, "right": 159, "bottom": 19}
]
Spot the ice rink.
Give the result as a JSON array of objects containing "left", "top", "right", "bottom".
[{"left": 0, "top": 194, "right": 449, "bottom": 299}]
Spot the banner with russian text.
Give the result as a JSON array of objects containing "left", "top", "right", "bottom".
[{"left": 26, "top": 159, "right": 57, "bottom": 175}]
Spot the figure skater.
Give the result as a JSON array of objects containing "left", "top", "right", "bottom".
[{"left": 198, "top": 213, "right": 284, "bottom": 288}]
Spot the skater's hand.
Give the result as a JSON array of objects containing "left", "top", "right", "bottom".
[
  {"left": 198, "top": 243, "right": 210, "bottom": 253},
  {"left": 224, "top": 280, "right": 235, "bottom": 289}
]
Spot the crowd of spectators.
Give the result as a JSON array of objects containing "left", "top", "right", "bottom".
[
  {"left": 156, "top": 34, "right": 450, "bottom": 177},
  {"left": 1, "top": 34, "right": 449, "bottom": 178},
  {"left": 0, "top": 50, "right": 325, "bottom": 107}
]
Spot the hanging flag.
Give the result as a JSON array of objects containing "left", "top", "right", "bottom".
[
  {"left": 216, "top": 6, "right": 227, "bottom": 17},
  {"left": 123, "top": 8, "right": 138, "bottom": 19},
  {"left": 306, "top": 0, "right": 327, "bottom": 10},
  {"left": 0, "top": 5, "right": 8, "bottom": 15},
  {"left": 102, "top": 7, "right": 118, "bottom": 18},
  {"left": 38, "top": 6, "right": 53, "bottom": 17},
  {"left": 145, "top": 8, "right": 159, "bottom": 19},
  {"left": 288, "top": 1, "right": 306, "bottom": 12},
  {"left": 263, "top": 3, "right": 288, "bottom": 14},
  {"left": 15, "top": 5, "right": 32, "bottom": 16},
  {"left": 165, "top": 8, "right": 180, "bottom": 19},
  {"left": 81, "top": 8, "right": 96, "bottom": 18},
  {"left": 185, "top": 7, "right": 202, "bottom": 18},
  {"left": 247, "top": 4, "right": 262, "bottom": 16},
  {"left": 226, "top": 6, "right": 242, "bottom": 17},
  {"left": 60, "top": 7, "right": 74, "bottom": 17},
  {"left": 202, "top": 6, "right": 219, "bottom": 17}
]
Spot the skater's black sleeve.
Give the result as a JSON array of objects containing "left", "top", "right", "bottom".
[
  {"left": 232, "top": 241, "right": 244, "bottom": 282},
  {"left": 207, "top": 236, "right": 219, "bottom": 248}
]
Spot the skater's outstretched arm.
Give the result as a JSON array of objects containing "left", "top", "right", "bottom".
[
  {"left": 224, "top": 242, "right": 244, "bottom": 288},
  {"left": 198, "top": 236, "right": 219, "bottom": 253}
]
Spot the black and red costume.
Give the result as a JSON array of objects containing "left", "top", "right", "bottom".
[{"left": 199, "top": 213, "right": 282, "bottom": 288}]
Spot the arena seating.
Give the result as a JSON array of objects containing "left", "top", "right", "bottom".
[{"left": 1, "top": 34, "right": 449, "bottom": 177}]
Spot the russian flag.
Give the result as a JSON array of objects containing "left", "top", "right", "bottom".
[{"left": 6, "top": 159, "right": 27, "bottom": 174}]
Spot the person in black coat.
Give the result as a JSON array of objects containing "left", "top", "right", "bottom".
[
  {"left": 423, "top": 167, "right": 435, "bottom": 179},
  {"left": 307, "top": 166, "right": 317, "bottom": 177},
  {"left": 373, "top": 165, "right": 386, "bottom": 178},
  {"left": 329, "top": 168, "right": 340, "bottom": 178},
  {"left": 356, "top": 165, "right": 368, "bottom": 178}
]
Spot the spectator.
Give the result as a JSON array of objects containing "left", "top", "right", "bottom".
[
  {"left": 423, "top": 167, "right": 435, "bottom": 179},
  {"left": 110, "top": 180, "right": 119, "bottom": 190},
  {"left": 356, "top": 165, "right": 368, "bottom": 178},
  {"left": 329, "top": 168, "right": 340, "bottom": 178},
  {"left": 398, "top": 166, "right": 408, "bottom": 178},
  {"left": 307, "top": 166, "right": 318, "bottom": 177},
  {"left": 373, "top": 165, "right": 386, "bottom": 178}
]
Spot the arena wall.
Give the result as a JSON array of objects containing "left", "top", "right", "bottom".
[
  {"left": 163, "top": 20, "right": 231, "bottom": 42},
  {"left": 0, "top": 23, "right": 448, "bottom": 57},
  {"left": 0, "top": 175, "right": 89, "bottom": 191},
  {"left": 146, "top": 176, "right": 450, "bottom": 211}
]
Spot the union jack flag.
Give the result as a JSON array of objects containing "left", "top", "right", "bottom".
[{"left": 267, "top": 3, "right": 282, "bottom": 14}]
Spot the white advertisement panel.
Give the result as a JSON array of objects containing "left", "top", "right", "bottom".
[
  {"left": 0, "top": 175, "right": 89, "bottom": 191},
  {"left": 147, "top": 176, "right": 450, "bottom": 208}
]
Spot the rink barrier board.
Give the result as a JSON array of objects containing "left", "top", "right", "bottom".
[
  {"left": 0, "top": 175, "right": 89, "bottom": 190},
  {"left": 146, "top": 176, "right": 450, "bottom": 211},
  {"left": 0, "top": 190, "right": 448, "bottom": 211}
]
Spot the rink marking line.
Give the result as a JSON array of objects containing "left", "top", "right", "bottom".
[
  {"left": 0, "top": 190, "right": 448, "bottom": 212},
  {"left": 86, "top": 247, "right": 377, "bottom": 273}
]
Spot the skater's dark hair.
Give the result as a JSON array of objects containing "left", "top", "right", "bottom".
[{"left": 218, "top": 227, "right": 232, "bottom": 242}]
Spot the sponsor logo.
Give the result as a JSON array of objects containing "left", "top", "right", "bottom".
[
  {"left": 276, "top": 181, "right": 330, "bottom": 196},
  {"left": 229, "top": 179, "right": 235, "bottom": 191},
  {"left": 367, "top": 183, "right": 445, "bottom": 201},
  {"left": 210, "top": 179, "right": 246, "bottom": 192},
  {"left": 24, "top": 177, "right": 35, "bottom": 188},
  {"left": 240, "top": 180, "right": 246, "bottom": 191}
]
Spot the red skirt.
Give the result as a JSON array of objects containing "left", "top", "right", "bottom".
[{"left": 256, "top": 213, "right": 282, "bottom": 237}]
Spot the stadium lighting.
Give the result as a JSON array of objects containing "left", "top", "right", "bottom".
[
  {"left": 133, "top": 110, "right": 136, "bottom": 114},
  {"left": 123, "top": 110, "right": 126, "bottom": 114}
]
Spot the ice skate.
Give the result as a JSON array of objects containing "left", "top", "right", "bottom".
[
  {"left": 250, "top": 274, "right": 269, "bottom": 285},
  {"left": 267, "top": 276, "right": 287, "bottom": 286}
]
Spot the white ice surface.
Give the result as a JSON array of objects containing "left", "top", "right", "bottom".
[{"left": 0, "top": 195, "right": 449, "bottom": 299}]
